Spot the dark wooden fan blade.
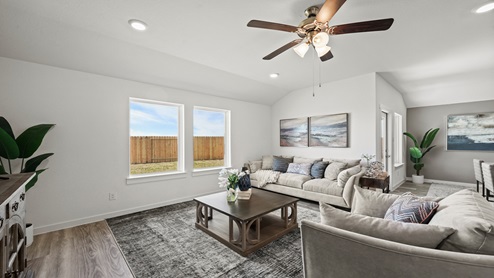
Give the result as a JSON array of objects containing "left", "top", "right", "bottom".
[
  {"left": 328, "top": 18, "right": 394, "bottom": 35},
  {"left": 263, "top": 39, "right": 303, "bottom": 60},
  {"left": 316, "top": 0, "right": 347, "bottom": 24},
  {"left": 247, "top": 20, "right": 298, "bottom": 33},
  {"left": 319, "top": 50, "right": 334, "bottom": 62}
]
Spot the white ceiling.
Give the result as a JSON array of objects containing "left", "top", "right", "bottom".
[{"left": 1, "top": 0, "right": 493, "bottom": 107}]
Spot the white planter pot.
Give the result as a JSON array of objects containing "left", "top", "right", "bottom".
[
  {"left": 412, "top": 175, "right": 424, "bottom": 184},
  {"left": 26, "top": 223, "right": 33, "bottom": 247}
]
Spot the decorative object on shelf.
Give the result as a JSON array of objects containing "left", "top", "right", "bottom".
[
  {"left": 309, "top": 113, "right": 348, "bottom": 148},
  {"left": 238, "top": 188, "right": 252, "bottom": 200},
  {"left": 447, "top": 113, "right": 494, "bottom": 151},
  {"left": 403, "top": 128, "right": 440, "bottom": 184},
  {"left": 218, "top": 168, "right": 247, "bottom": 202},
  {"left": 365, "top": 161, "right": 386, "bottom": 179},
  {"left": 361, "top": 154, "right": 376, "bottom": 167},
  {"left": 0, "top": 116, "right": 55, "bottom": 191},
  {"left": 280, "top": 117, "right": 308, "bottom": 147}
]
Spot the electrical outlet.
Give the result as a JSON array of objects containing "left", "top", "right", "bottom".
[{"left": 109, "top": 192, "right": 117, "bottom": 201}]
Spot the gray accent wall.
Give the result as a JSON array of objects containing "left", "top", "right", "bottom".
[{"left": 406, "top": 100, "right": 494, "bottom": 183}]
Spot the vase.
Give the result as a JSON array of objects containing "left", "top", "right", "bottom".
[{"left": 226, "top": 187, "right": 238, "bottom": 203}]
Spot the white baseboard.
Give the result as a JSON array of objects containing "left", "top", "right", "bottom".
[
  {"left": 33, "top": 189, "right": 223, "bottom": 235},
  {"left": 405, "top": 177, "right": 476, "bottom": 188}
]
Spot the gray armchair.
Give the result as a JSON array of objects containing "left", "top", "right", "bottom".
[
  {"left": 473, "top": 159, "right": 484, "bottom": 196},
  {"left": 482, "top": 162, "right": 494, "bottom": 202}
]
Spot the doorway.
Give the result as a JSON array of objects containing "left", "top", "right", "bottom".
[{"left": 380, "top": 111, "right": 389, "bottom": 172}]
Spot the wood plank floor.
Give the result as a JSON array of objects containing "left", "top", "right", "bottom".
[
  {"left": 26, "top": 221, "right": 134, "bottom": 278},
  {"left": 24, "top": 183, "right": 427, "bottom": 278}
]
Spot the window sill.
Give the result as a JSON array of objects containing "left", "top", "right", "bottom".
[
  {"left": 192, "top": 167, "right": 228, "bottom": 177},
  {"left": 394, "top": 163, "right": 404, "bottom": 168},
  {"left": 126, "top": 171, "right": 187, "bottom": 185}
]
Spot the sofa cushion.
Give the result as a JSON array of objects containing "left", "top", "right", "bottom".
[
  {"left": 277, "top": 173, "right": 312, "bottom": 189},
  {"left": 384, "top": 193, "right": 439, "bottom": 224},
  {"left": 320, "top": 203, "right": 456, "bottom": 249},
  {"left": 294, "top": 156, "right": 322, "bottom": 164},
  {"left": 311, "top": 161, "right": 330, "bottom": 179},
  {"left": 337, "top": 165, "right": 361, "bottom": 187},
  {"left": 272, "top": 156, "right": 293, "bottom": 173},
  {"left": 351, "top": 185, "right": 400, "bottom": 218},
  {"left": 324, "top": 158, "right": 361, "bottom": 168},
  {"left": 286, "top": 163, "right": 312, "bottom": 176},
  {"left": 303, "top": 179, "right": 343, "bottom": 196},
  {"left": 324, "top": 162, "right": 347, "bottom": 181},
  {"left": 261, "top": 155, "right": 273, "bottom": 170},
  {"left": 429, "top": 189, "right": 494, "bottom": 255},
  {"left": 248, "top": 160, "right": 262, "bottom": 173}
]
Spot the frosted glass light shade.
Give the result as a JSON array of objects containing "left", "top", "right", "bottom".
[
  {"left": 294, "top": 43, "right": 310, "bottom": 58},
  {"left": 315, "top": 46, "right": 332, "bottom": 57},
  {"left": 312, "top": 32, "right": 329, "bottom": 47}
]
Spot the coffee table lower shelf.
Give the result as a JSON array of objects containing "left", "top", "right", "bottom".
[{"left": 195, "top": 203, "right": 297, "bottom": 256}]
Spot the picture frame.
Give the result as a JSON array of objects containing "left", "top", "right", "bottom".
[
  {"left": 446, "top": 112, "right": 494, "bottom": 151},
  {"left": 280, "top": 117, "right": 308, "bottom": 147},
  {"left": 309, "top": 113, "right": 348, "bottom": 148}
]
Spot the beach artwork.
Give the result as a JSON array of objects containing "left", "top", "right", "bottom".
[
  {"left": 309, "top": 113, "right": 348, "bottom": 147},
  {"left": 280, "top": 117, "right": 308, "bottom": 147},
  {"left": 447, "top": 113, "right": 494, "bottom": 151}
]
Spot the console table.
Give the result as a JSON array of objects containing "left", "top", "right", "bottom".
[
  {"left": 0, "top": 173, "right": 33, "bottom": 278},
  {"left": 360, "top": 175, "right": 390, "bottom": 193}
]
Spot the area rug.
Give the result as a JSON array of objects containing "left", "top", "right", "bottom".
[
  {"left": 107, "top": 201, "right": 320, "bottom": 278},
  {"left": 427, "top": 183, "right": 474, "bottom": 198}
]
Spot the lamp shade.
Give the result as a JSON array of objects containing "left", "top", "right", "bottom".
[
  {"left": 294, "top": 43, "right": 310, "bottom": 58},
  {"left": 312, "top": 32, "right": 329, "bottom": 47},
  {"left": 315, "top": 45, "right": 332, "bottom": 57}
]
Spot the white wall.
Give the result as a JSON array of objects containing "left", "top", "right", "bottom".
[
  {"left": 376, "top": 74, "right": 407, "bottom": 190},
  {"left": 0, "top": 57, "right": 271, "bottom": 234},
  {"left": 271, "top": 73, "right": 377, "bottom": 159}
]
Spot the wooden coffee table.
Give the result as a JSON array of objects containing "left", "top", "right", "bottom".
[{"left": 194, "top": 188, "right": 298, "bottom": 256}]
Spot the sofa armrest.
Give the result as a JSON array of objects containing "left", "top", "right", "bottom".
[
  {"left": 300, "top": 220, "right": 494, "bottom": 278},
  {"left": 341, "top": 167, "right": 366, "bottom": 207}
]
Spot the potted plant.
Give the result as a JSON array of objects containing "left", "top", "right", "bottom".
[
  {"left": 0, "top": 116, "right": 55, "bottom": 246},
  {"left": 403, "top": 128, "right": 439, "bottom": 184}
]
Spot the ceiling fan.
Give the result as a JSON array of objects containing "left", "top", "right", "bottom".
[{"left": 247, "top": 0, "right": 394, "bottom": 62}]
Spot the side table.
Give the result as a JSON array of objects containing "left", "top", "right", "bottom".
[{"left": 360, "top": 175, "right": 390, "bottom": 193}]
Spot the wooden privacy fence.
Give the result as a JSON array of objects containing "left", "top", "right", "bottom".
[{"left": 130, "top": 136, "right": 224, "bottom": 164}]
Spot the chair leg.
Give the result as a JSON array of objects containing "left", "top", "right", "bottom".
[
  {"left": 477, "top": 181, "right": 479, "bottom": 193},
  {"left": 483, "top": 183, "right": 486, "bottom": 197}
]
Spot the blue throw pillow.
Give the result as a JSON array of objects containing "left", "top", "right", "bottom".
[
  {"left": 311, "top": 161, "right": 330, "bottom": 178},
  {"left": 272, "top": 156, "right": 293, "bottom": 173}
]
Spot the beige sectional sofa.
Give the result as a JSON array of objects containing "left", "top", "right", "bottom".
[
  {"left": 245, "top": 155, "right": 366, "bottom": 209},
  {"left": 301, "top": 187, "right": 494, "bottom": 278}
]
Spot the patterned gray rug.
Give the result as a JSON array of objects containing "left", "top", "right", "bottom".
[
  {"left": 107, "top": 201, "right": 320, "bottom": 278},
  {"left": 427, "top": 183, "right": 474, "bottom": 198}
]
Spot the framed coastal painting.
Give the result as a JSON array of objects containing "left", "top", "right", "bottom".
[
  {"left": 309, "top": 113, "right": 348, "bottom": 147},
  {"left": 447, "top": 112, "right": 494, "bottom": 151},
  {"left": 280, "top": 117, "right": 308, "bottom": 147}
]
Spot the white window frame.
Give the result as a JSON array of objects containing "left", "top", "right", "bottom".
[
  {"left": 394, "top": 113, "right": 404, "bottom": 167},
  {"left": 127, "top": 97, "right": 185, "bottom": 183},
  {"left": 192, "top": 106, "right": 231, "bottom": 173}
]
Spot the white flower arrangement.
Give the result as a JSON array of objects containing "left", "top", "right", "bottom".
[{"left": 218, "top": 168, "right": 247, "bottom": 190}]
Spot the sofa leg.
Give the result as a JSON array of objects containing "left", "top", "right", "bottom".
[
  {"left": 477, "top": 181, "right": 479, "bottom": 193},
  {"left": 483, "top": 183, "right": 486, "bottom": 197}
]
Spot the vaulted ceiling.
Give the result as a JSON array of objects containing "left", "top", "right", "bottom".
[{"left": 1, "top": 0, "right": 493, "bottom": 107}]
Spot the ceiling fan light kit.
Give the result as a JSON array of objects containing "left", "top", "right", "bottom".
[
  {"left": 294, "top": 42, "right": 310, "bottom": 58},
  {"left": 247, "top": 0, "right": 394, "bottom": 62}
]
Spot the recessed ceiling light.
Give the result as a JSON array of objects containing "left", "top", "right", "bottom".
[
  {"left": 269, "top": 73, "right": 279, "bottom": 78},
  {"left": 475, "top": 2, "right": 494, "bottom": 13},
  {"left": 128, "top": 19, "right": 147, "bottom": 31}
]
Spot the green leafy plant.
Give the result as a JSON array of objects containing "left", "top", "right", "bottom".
[
  {"left": 403, "top": 128, "right": 439, "bottom": 176},
  {"left": 0, "top": 116, "right": 54, "bottom": 191}
]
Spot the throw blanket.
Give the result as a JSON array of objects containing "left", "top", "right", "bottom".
[{"left": 254, "top": 170, "right": 281, "bottom": 187}]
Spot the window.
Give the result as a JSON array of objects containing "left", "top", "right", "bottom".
[
  {"left": 394, "top": 113, "right": 403, "bottom": 166},
  {"left": 129, "top": 98, "right": 184, "bottom": 176},
  {"left": 193, "top": 107, "right": 230, "bottom": 170}
]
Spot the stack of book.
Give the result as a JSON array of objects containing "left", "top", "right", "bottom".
[{"left": 237, "top": 188, "right": 252, "bottom": 200}]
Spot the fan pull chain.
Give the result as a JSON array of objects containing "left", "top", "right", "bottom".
[{"left": 312, "top": 48, "right": 316, "bottom": 97}]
